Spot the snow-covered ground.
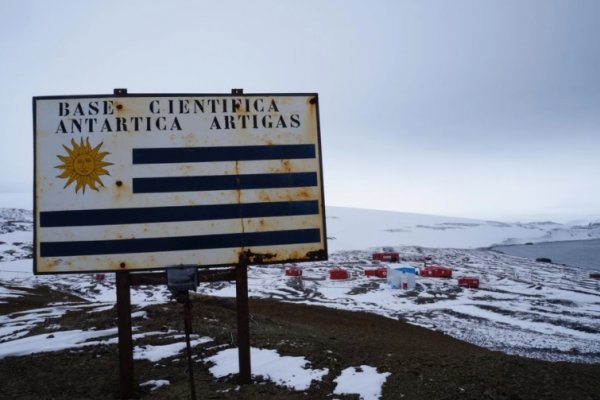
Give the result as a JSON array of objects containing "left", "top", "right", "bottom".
[
  {"left": 1, "top": 203, "right": 599, "bottom": 397},
  {"left": 326, "top": 206, "right": 600, "bottom": 251}
]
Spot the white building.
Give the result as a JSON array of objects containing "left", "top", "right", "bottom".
[{"left": 387, "top": 265, "right": 416, "bottom": 289}]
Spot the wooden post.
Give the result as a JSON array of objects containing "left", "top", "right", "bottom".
[
  {"left": 113, "top": 88, "right": 134, "bottom": 398},
  {"left": 116, "top": 271, "right": 134, "bottom": 398},
  {"left": 235, "top": 263, "right": 252, "bottom": 384}
]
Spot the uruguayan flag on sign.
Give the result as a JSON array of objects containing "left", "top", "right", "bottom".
[{"left": 34, "top": 94, "right": 327, "bottom": 274}]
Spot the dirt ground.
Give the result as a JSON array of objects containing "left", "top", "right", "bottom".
[{"left": 0, "top": 286, "right": 599, "bottom": 400}]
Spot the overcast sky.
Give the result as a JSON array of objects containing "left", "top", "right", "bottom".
[{"left": 1, "top": 0, "right": 599, "bottom": 221}]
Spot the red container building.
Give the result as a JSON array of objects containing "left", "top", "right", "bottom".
[
  {"left": 420, "top": 265, "right": 452, "bottom": 278},
  {"left": 329, "top": 268, "right": 349, "bottom": 280},
  {"left": 365, "top": 267, "right": 387, "bottom": 278},
  {"left": 372, "top": 252, "right": 400, "bottom": 262},
  {"left": 285, "top": 266, "right": 302, "bottom": 277},
  {"left": 458, "top": 276, "right": 480, "bottom": 288}
]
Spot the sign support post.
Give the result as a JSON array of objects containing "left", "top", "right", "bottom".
[
  {"left": 113, "top": 88, "right": 134, "bottom": 399},
  {"left": 116, "top": 271, "right": 134, "bottom": 399},
  {"left": 33, "top": 88, "right": 328, "bottom": 396},
  {"left": 235, "top": 257, "right": 252, "bottom": 384}
]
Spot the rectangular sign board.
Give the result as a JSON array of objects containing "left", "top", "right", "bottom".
[{"left": 33, "top": 93, "right": 327, "bottom": 274}]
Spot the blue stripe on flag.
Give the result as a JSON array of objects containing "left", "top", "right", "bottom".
[
  {"left": 40, "top": 200, "right": 319, "bottom": 227},
  {"left": 133, "top": 172, "right": 317, "bottom": 193},
  {"left": 40, "top": 228, "right": 322, "bottom": 257},
  {"left": 132, "top": 144, "right": 316, "bottom": 164}
]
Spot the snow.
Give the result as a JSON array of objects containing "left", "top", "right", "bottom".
[
  {"left": 0, "top": 285, "right": 28, "bottom": 300},
  {"left": 326, "top": 207, "right": 600, "bottom": 251},
  {"left": 334, "top": 365, "right": 391, "bottom": 400},
  {"left": 134, "top": 336, "right": 212, "bottom": 362},
  {"left": 0, "top": 302, "right": 105, "bottom": 342},
  {"left": 207, "top": 347, "right": 329, "bottom": 391},
  {"left": 0, "top": 202, "right": 599, "bottom": 397},
  {"left": 140, "top": 379, "right": 170, "bottom": 391},
  {"left": 0, "top": 259, "right": 38, "bottom": 281},
  {"left": 0, "top": 327, "right": 118, "bottom": 358}
]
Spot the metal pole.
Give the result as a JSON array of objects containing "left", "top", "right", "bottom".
[
  {"left": 235, "top": 262, "right": 252, "bottom": 384},
  {"left": 182, "top": 296, "right": 197, "bottom": 400},
  {"left": 116, "top": 271, "right": 134, "bottom": 398}
]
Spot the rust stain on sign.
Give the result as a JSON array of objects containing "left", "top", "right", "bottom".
[
  {"left": 281, "top": 160, "right": 292, "bottom": 173},
  {"left": 238, "top": 249, "right": 277, "bottom": 265}
]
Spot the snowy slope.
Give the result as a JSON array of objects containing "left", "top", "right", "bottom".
[
  {"left": 0, "top": 203, "right": 599, "bottom": 367},
  {"left": 325, "top": 206, "right": 600, "bottom": 251},
  {"left": 2, "top": 192, "right": 598, "bottom": 250}
]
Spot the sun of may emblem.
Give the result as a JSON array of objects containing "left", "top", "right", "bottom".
[{"left": 55, "top": 137, "right": 113, "bottom": 193}]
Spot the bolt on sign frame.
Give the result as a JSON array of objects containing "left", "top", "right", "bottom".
[{"left": 33, "top": 92, "right": 327, "bottom": 274}]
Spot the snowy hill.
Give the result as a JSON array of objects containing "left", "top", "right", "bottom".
[
  {"left": 3, "top": 196, "right": 598, "bottom": 251},
  {"left": 325, "top": 206, "right": 600, "bottom": 251},
  {"left": 0, "top": 203, "right": 599, "bottom": 369}
]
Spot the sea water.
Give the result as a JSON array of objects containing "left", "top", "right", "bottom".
[{"left": 491, "top": 239, "right": 600, "bottom": 272}]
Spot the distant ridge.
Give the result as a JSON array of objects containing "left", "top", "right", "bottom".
[
  {"left": 325, "top": 206, "right": 600, "bottom": 251},
  {"left": 1, "top": 194, "right": 598, "bottom": 251}
]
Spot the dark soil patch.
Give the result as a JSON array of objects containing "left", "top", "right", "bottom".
[{"left": 0, "top": 287, "right": 599, "bottom": 399}]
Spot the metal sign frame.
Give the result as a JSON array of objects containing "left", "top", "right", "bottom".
[{"left": 33, "top": 91, "right": 327, "bottom": 274}]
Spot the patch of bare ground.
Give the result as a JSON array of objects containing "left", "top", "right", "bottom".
[{"left": 0, "top": 287, "right": 599, "bottom": 399}]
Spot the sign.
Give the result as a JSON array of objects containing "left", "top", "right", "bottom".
[{"left": 33, "top": 93, "right": 327, "bottom": 274}]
